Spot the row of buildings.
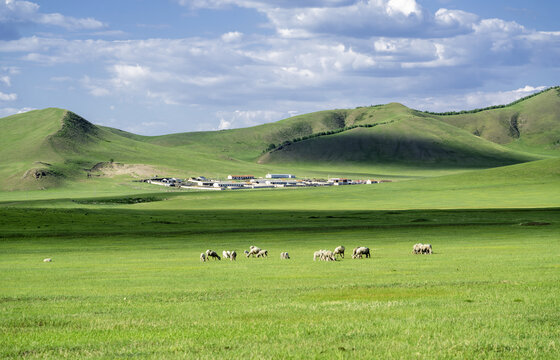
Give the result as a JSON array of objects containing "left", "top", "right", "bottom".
[{"left": 144, "top": 174, "right": 389, "bottom": 190}]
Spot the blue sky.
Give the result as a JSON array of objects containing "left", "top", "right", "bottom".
[{"left": 0, "top": 0, "right": 559, "bottom": 135}]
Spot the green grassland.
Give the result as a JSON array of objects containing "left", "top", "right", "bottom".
[
  {"left": 1, "top": 208, "right": 559, "bottom": 359},
  {"left": 2, "top": 157, "right": 558, "bottom": 210}
]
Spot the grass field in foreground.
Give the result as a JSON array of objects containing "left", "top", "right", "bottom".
[{"left": 1, "top": 208, "right": 559, "bottom": 359}]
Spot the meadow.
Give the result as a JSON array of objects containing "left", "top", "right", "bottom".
[
  {"left": 1, "top": 208, "right": 559, "bottom": 359},
  {"left": 1, "top": 90, "right": 559, "bottom": 358}
]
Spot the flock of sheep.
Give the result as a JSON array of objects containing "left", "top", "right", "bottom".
[
  {"left": 199, "top": 244, "right": 429, "bottom": 262},
  {"left": 412, "top": 243, "right": 433, "bottom": 254},
  {"left": 43, "top": 244, "right": 433, "bottom": 264}
]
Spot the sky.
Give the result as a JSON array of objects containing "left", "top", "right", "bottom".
[{"left": 0, "top": 0, "right": 559, "bottom": 135}]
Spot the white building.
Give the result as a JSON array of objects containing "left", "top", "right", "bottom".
[
  {"left": 266, "top": 174, "right": 296, "bottom": 179},
  {"left": 213, "top": 182, "right": 246, "bottom": 188},
  {"left": 329, "top": 178, "right": 351, "bottom": 185},
  {"left": 228, "top": 175, "right": 254, "bottom": 180}
]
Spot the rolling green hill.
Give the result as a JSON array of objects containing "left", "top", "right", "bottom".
[
  {"left": 424, "top": 87, "right": 560, "bottom": 154},
  {"left": 0, "top": 88, "right": 559, "bottom": 191}
]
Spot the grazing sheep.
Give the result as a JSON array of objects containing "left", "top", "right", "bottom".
[
  {"left": 352, "top": 247, "right": 370, "bottom": 259},
  {"left": 313, "top": 250, "right": 335, "bottom": 262},
  {"left": 200, "top": 253, "right": 206, "bottom": 262},
  {"left": 280, "top": 252, "right": 290, "bottom": 260},
  {"left": 246, "top": 247, "right": 261, "bottom": 258},
  {"left": 352, "top": 247, "right": 359, "bottom": 258},
  {"left": 230, "top": 251, "right": 237, "bottom": 261},
  {"left": 256, "top": 249, "right": 268, "bottom": 258},
  {"left": 207, "top": 250, "right": 221, "bottom": 260},
  {"left": 321, "top": 250, "right": 336, "bottom": 262},
  {"left": 43, "top": 258, "right": 52, "bottom": 262},
  {"left": 412, "top": 243, "right": 423, "bottom": 254},
  {"left": 244, "top": 250, "right": 249, "bottom": 256},
  {"left": 421, "top": 244, "right": 433, "bottom": 254},
  {"left": 333, "top": 246, "right": 345, "bottom": 259},
  {"left": 222, "top": 250, "right": 231, "bottom": 259}
]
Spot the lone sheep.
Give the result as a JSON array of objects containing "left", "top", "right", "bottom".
[
  {"left": 352, "top": 247, "right": 370, "bottom": 259},
  {"left": 280, "top": 252, "right": 290, "bottom": 259},
  {"left": 200, "top": 253, "right": 206, "bottom": 262},
  {"left": 43, "top": 258, "right": 52, "bottom": 262},
  {"left": 333, "top": 246, "right": 345, "bottom": 259}
]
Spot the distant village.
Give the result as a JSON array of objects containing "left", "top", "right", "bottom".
[{"left": 142, "top": 173, "right": 391, "bottom": 190}]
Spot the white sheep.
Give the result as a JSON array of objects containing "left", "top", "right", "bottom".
[
  {"left": 412, "top": 243, "right": 423, "bottom": 254},
  {"left": 421, "top": 244, "right": 433, "bottom": 254},
  {"left": 321, "top": 250, "right": 335, "bottom": 261},
  {"left": 352, "top": 247, "right": 370, "bottom": 259},
  {"left": 43, "top": 258, "right": 52, "bottom": 262},
  {"left": 333, "top": 246, "right": 345, "bottom": 259},
  {"left": 222, "top": 250, "right": 231, "bottom": 259},
  {"left": 280, "top": 252, "right": 290, "bottom": 259},
  {"left": 313, "top": 250, "right": 324, "bottom": 261},
  {"left": 256, "top": 249, "right": 268, "bottom": 258},
  {"left": 246, "top": 247, "right": 261, "bottom": 257},
  {"left": 200, "top": 253, "right": 206, "bottom": 262},
  {"left": 230, "top": 251, "right": 237, "bottom": 261}
]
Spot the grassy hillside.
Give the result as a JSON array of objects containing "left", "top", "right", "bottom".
[
  {"left": 428, "top": 87, "right": 560, "bottom": 153},
  {"left": 259, "top": 114, "right": 539, "bottom": 168},
  {"left": 1, "top": 88, "right": 559, "bottom": 191}
]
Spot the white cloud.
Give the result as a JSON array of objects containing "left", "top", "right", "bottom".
[
  {"left": 0, "top": 91, "right": 17, "bottom": 101},
  {"left": 0, "top": 0, "right": 105, "bottom": 39},
  {"left": 0, "top": 75, "right": 10, "bottom": 86},
  {"left": 0, "top": 106, "right": 33, "bottom": 117},
  {"left": 216, "top": 110, "right": 286, "bottom": 130},
  {"left": 221, "top": 31, "right": 243, "bottom": 42},
  {"left": 386, "top": 0, "right": 421, "bottom": 17},
  {"left": 36, "top": 12, "right": 104, "bottom": 30}
]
